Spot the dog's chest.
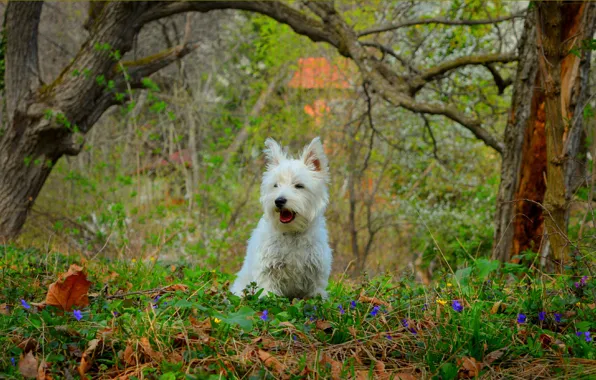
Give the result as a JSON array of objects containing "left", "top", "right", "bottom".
[{"left": 259, "top": 235, "right": 322, "bottom": 297}]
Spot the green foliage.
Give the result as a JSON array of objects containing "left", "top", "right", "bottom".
[{"left": 1, "top": 246, "right": 595, "bottom": 378}]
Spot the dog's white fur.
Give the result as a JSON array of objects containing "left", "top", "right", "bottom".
[{"left": 230, "top": 137, "right": 332, "bottom": 299}]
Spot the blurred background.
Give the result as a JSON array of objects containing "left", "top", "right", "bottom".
[{"left": 2, "top": 1, "right": 592, "bottom": 280}]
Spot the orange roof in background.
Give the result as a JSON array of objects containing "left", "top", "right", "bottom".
[{"left": 288, "top": 57, "right": 352, "bottom": 89}]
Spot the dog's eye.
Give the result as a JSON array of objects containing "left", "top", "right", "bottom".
[
  {"left": 295, "top": 184, "right": 304, "bottom": 189},
  {"left": 273, "top": 184, "right": 278, "bottom": 188}
]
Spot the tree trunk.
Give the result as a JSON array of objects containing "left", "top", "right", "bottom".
[
  {"left": 0, "top": 2, "right": 199, "bottom": 240},
  {"left": 493, "top": 2, "right": 596, "bottom": 267},
  {"left": 493, "top": 8, "right": 541, "bottom": 262}
]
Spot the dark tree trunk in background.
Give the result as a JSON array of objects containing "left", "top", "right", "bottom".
[{"left": 493, "top": 2, "right": 595, "bottom": 268}]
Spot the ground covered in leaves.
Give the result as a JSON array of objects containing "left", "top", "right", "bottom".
[{"left": 0, "top": 246, "right": 595, "bottom": 379}]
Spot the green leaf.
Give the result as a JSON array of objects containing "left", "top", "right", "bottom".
[
  {"left": 220, "top": 306, "right": 255, "bottom": 332},
  {"left": 475, "top": 258, "right": 499, "bottom": 280}
]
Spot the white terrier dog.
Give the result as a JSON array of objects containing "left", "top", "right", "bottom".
[{"left": 230, "top": 137, "right": 332, "bottom": 299}]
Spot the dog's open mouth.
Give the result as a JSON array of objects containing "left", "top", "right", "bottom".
[{"left": 279, "top": 209, "right": 296, "bottom": 224}]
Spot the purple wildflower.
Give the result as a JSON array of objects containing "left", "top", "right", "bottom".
[
  {"left": 575, "top": 282, "right": 581, "bottom": 289},
  {"left": 370, "top": 305, "right": 380, "bottom": 317},
  {"left": 338, "top": 304, "right": 345, "bottom": 315},
  {"left": 422, "top": 303, "right": 428, "bottom": 311},
  {"left": 10, "top": 357, "right": 15, "bottom": 366},
  {"left": 452, "top": 300, "right": 463, "bottom": 313},
  {"left": 112, "top": 311, "right": 119, "bottom": 317},
  {"left": 309, "top": 315, "right": 315, "bottom": 322},
  {"left": 20, "top": 299, "right": 30, "bottom": 309},
  {"left": 73, "top": 309, "right": 83, "bottom": 321},
  {"left": 409, "top": 327, "right": 417, "bottom": 334},
  {"left": 292, "top": 335, "right": 298, "bottom": 341},
  {"left": 539, "top": 311, "right": 546, "bottom": 321},
  {"left": 554, "top": 313, "right": 562, "bottom": 323},
  {"left": 576, "top": 331, "right": 584, "bottom": 337},
  {"left": 517, "top": 313, "right": 527, "bottom": 324},
  {"left": 260, "top": 310, "right": 269, "bottom": 321},
  {"left": 386, "top": 334, "right": 392, "bottom": 340},
  {"left": 350, "top": 300, "right": 357, "bottom": 309},
  {"left": 581, "top": 276, "right": 588, "bottom": 285},
  {"left": 401, "top": 319, "right": 409, "bottom": 328},
  {"left": 585, "top": 332, "right": 592, "bottom": 342}
]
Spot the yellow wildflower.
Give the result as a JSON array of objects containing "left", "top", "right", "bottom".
[
  {"left": 150, "top": 257, "right": 156, "bottom": 262},
  {"left": 214, "top": 318, "right": 221, "bottom": 324},
  {"left": 437, "top": 299, "right": 447, "bottom": 306},
  {"left": 131, "top": 258, "right": 137, "bottom": 263},
  {"left": 446, "top": 283, "right": 453, "bottom": 288}
]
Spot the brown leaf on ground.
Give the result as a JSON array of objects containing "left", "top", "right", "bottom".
[
  {"left": 167, "top": 351, "right": 184, "bottom": 363},
  {"left": 358, "top": 292, "right": 392, "bottom": 309},
  {"left": 374, "top": 360, "right": 390, "bottom": 380},
  {"left": 139, "top": 337, "right": 163, "bottom": 362},
  {"left": 18, "top": 351, "right": 38, "bottom": 379},
  {"left": 490, "top": 301, "right": 504, "bottom": 314},
  {"left": 252, "top": 336, "right": 279, "bottom": 349},
  {"left": 319, "top": 354, "right": 342, "bottom": 380},
  {"left": 45, "top": 264, "right": 91, "bottom": 311},
  {"left": 257, "top": 349, "right": 286, "bottom": 374},
  {"left": 37, "top": 359, "right": 49, "bottom": 380},
  {"left": 315, "top": 320, "right": 333, "bottom": 332},
  {"left": 78, "top": 354, "right": 93, "bottom": 378},
  {"left": 163, "top": 284, "right": 189, "bottom": 292},
  {"left": 0, "top": 303, "right": 9, "bottom": 315},
  {"left": 484, "top": 349, "right": 504, "bottom": 365},
  {"left": 458, "top": 356, "right": 484, "bottom": 378},
  {"left": 123, "top": 344, "right": 137, "bottom": 366}
]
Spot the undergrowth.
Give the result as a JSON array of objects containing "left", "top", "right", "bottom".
[{"left": 0, "top": 245, "right": 595, "bottom": 379}]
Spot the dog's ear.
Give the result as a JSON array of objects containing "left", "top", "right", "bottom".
[
  {"left": 301, "top": 137, "right": 328, "bottom": 173},
  {"left": 264, "top": 138, "right": 285, "bottom": 167}
]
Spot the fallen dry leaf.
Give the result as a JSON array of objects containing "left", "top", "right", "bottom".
[
  {"left": 139, "top": 337, "right": 163, "bottom": 362},
  {"left": 257, "top": 349, "right": 286, "bottom": 374},
  {"left": 374, "top": 360, "right": 390, "bottom": 380},
  {"left": 123, "top": 344, "right": 137, "bottom": 366},
  {"left": 358, "top": 292, "right": 392, "bottom": 310},
  {"left": 78, "top": 354, "right": 93, "bottom": 378},
  {"left": 484, "top": 348, "right": 504, "bottom": 365},
  {"left": 0, "top": 303, "right": 9, "bottom": 315},
  {"left": 18, "top": 351, "right": 38, "bottom": 379},
  {"left": 319, "top": 354, "right": 342, "bottom": 380},
  {"left": 315, "top": 320, "right": 333, "bottom": 332},
  {"left": 163, "top": 284, "right": 189, "bottom": 292},
  {"left": 458, "top": 356, "right": 484, "bottom": 378},
  {"left": 45, "top": 264, "right": 91, "bottom": 311},
  {"left": 490, "top": 301, "right": 503, "bottom": 314},
  {"left": 37, "top": 359, "right": 49, "bottom": 380}
]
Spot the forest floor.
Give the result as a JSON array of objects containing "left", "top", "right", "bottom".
[{"left": 0, "top": 245, "right": 595, "bottom": 379}]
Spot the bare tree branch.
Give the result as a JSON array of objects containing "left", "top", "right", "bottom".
[
  {"left": 484, "top": 63, "right": 513, "bottom": 94},
  {"left": 358, "top": 12, "right": 526, "bottom": 37},
  {"left": 138, "top": 1, "right": 340, "bottom": 47},
  {"left": 409, "top": 52, "right": 518, "bottom": 93}
]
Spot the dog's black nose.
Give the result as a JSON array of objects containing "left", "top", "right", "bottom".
[{"left": 275, "top": 197, "right": 287, "bottom": 208}]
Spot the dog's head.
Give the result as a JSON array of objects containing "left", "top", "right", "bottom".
[{"left": 260, "top": 137, "right": 329, "bottom": 232}]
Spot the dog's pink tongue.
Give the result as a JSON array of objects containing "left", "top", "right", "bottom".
[{"left": 280, "top": 210, "right": 294, "bottom": 223}]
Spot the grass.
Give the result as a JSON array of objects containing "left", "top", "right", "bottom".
[{"left": 0, "top": 245, "right": 595, "bottom": 379}]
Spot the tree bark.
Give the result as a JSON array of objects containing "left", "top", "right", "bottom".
[
  {"left": 493, "top": 2, "right": 596, "bottom": 267},
  {"left": 493, "top": 7, "right": 540, "bottom": 262},
  {"left": 0, "top": 2, "right": 197, "bottom": 240}
]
